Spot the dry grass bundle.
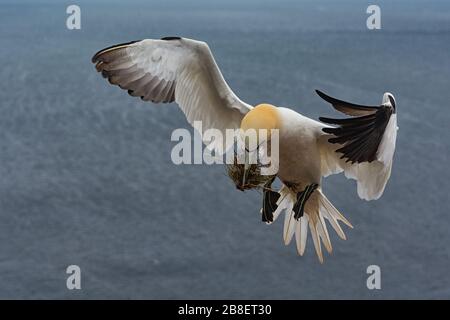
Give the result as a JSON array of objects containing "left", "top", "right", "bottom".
[{"left": 226, "top": 155, "right": 276, "bottom": 191}]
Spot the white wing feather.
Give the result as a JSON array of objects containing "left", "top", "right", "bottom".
[{"left": 92, "top": 38, "right": 252, "bottom": 153}]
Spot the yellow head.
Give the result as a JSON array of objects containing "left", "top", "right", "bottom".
[
  {"left": 240, "top": 103, "right": 280, "bottom": 143},
  {"left": 238, "top": 104, "right": 280, "bottom": 187}
]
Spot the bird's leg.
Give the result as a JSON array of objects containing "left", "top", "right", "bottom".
[
  {"left": 261, "top": 176, "right": 280, "bottom": 223},
  {"left": 293, "top": 183, "right": 319, "bottom": 220}
]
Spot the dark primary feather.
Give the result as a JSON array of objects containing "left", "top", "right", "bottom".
[
  {"left": 316, "top": 90, "right": 379, "bottom": 117},
  {"left": 317, "top": 90, "right": 394, "bottom": 164}
]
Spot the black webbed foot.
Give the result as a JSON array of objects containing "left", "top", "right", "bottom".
[
  {"left": 261, "top": 177, "right": 280, "bottom": 223},
  {"left": 293, "top": 183, "right": 319, "bottom": 220}
]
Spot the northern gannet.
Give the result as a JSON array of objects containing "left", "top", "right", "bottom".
[{"left": 91, "top": 37, "right": 398, "bottom": 262}]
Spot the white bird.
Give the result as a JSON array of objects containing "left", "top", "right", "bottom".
[{"left": 92, "top": 37, "right": 398, "bottom": 263}]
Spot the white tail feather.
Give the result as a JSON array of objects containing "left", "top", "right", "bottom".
[
  {"left": 274, "top": 185, "right": 352, "bottom": 262},
  {"left": 320, "top": 202, "right": 347, "bottom": 240},
  {"left": 318, "top": 214, "right": 332, "bottom": 254},
  {"left": 271, "top": 185, "right": 294, "bottom": 223},
  {"left": 295, "top": 215, "right": 308, "bottom": 255},
  {"left": 318, "top": 190, "right": 353, "bottom": 228},
  {"left": 283, "top": 210, "right": 296, "bottom": 245},
  {"left": 310, "top": 222, "right": 323, "bottom": 263}
]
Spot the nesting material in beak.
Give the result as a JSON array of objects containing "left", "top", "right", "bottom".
[{"left": 226, "top": 153, "right": 277, "bottom": 191}]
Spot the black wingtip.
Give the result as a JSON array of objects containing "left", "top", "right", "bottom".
[
  {"left": 91, "top": 40, "right": 141, "bottom": 63},
  {"left": 318, "top": 116, "right": 336, "bottom": 124},
  {"left": 161, "top": 36, "right": 181, "bottom": 41},
  {"left": 315, "top": 89, "right": 336, "bottom": 104}
]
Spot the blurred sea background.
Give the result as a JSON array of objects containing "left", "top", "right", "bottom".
[{"left": 0, "top": 0, "right": 449, "bottom": 298}]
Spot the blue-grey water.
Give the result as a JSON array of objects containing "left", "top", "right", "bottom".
[{"left": 0, "top": 0, "right": 449, "bottom": 299}]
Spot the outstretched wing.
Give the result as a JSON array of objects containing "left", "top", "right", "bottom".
[
  {"left": 92, "top": 37, "right": 253, "bottom": 152},
  {"left": 317, "top": 90, "right": 398, "bottom": 200}
]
